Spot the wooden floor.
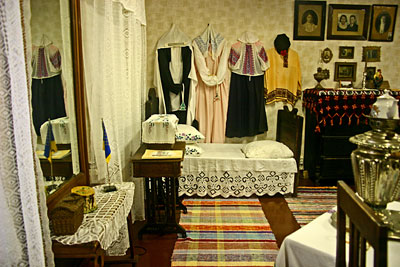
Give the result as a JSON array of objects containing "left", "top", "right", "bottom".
[{"left": 56, "top": 176, "right": 318, "bottom": 267}]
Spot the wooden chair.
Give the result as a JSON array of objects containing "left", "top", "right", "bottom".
[{"left": 336, "top": 181, "right": 389, "bottom": 267}]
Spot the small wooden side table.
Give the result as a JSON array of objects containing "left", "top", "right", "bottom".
[
  {"left": 52, "top": 183, "right": 137, "bottom": 267},
  {"left": 131, "top": 142, "right": 186, "bottom": 239}
]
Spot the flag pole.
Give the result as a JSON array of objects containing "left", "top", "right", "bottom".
[
  {"left": 102, "top": 118, "right": 117, "bottom": 192},
  {"left": 50, "top": 156, "right": 54, "bottom": 180},
  {"left": 47, "top": 118, "right": 54, "bottom": 180},
  {"left": 106, "top": 161, "right": 110, "bottom": 185}
]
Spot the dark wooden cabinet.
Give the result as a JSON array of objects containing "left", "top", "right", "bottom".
[
  {"left": 302, "top": 88, "right": 400, "bottom": 184},
  {"left": 304, "top": 108, "right": 370, "bottom": 184}
]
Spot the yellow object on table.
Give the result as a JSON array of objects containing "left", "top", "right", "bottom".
[{"left": 71, "top": 186, "right": 97, "bottom": 213}]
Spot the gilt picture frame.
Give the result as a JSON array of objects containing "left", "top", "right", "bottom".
[
  {"left": 338, "top": 46, "right": 354, "bottom": 59},
  {"left": 362, "top": 46, "right": 381, "bottom": 62},
  {"left": 327, "top": 4, "right": 370, "bottom": 40},
  {"left": 294, "top": 1, "right": 326, "bottom": 41},
  {"left": 369, "top": 5, "right": 398, "bottom": 42},
  {"left": 334, "top": 62, "right": 357, "bottom": 82}
]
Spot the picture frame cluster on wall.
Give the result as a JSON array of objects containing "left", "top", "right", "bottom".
[{"left": 293, "top": 2, "right": 398, "bottom": 42}]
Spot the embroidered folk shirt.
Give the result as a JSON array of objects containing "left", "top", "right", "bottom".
[
  {"left": 32, "top": 42, "right": 62, "bottom": 79},
  {"left": 264, "top": 48, "right": 302, "bottom": 105},
  {"left": 228, "top": 32, "right": 269, "bottom": 76}
]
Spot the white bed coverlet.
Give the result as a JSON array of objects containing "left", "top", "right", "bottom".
[{"left": 179, "top": 143, "right": 297, "bottom": 197}]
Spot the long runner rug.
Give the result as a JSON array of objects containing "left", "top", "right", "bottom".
[
  {"left": 171, "top": 198, "right": 278, "bottom": 267},
  {"left": 285, "top": 186, "right": 337, "bottom": 226}
]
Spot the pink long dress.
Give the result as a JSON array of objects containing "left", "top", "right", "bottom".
[{"left": 193, "top": 25, "right": 230, "bottom": 143}]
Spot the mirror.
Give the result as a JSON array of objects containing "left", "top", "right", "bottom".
[{"left": 28, "top": 0, "right": 88, "bottom": 210}]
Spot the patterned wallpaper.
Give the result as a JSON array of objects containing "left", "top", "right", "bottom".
[{"left": 145, "top": 0, "right": 400, "bottom": 91}]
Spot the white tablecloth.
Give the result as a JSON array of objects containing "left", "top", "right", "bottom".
[
  {"left": 52, "top": 182, "right": 135, "bottom": 256},
  {"left": 276, "top": 202, "right": 400, "bottom": 267}
]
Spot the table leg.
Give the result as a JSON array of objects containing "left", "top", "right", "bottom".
[
  {"left": 138, "top": 177, "right": 186, "bottom": 238},
  {"left": 176, "top": 180, "right": 187, "bottom": 214},
  {"left": 138, "top": 177, "right": 154, "bottom": 240},
  {"left": 169, "top": 177, "right": 186, "bottom": 238}
]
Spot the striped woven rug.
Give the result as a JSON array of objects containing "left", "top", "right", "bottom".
[
  {"left": 285, "top": 186, "right": 337, "bottom": 226},
  {"left": 171, "top": 198, "right": 278, "bottom": 267}
]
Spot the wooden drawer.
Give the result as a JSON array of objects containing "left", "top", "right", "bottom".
[{"left": 132, "top": 161, "right": 181, "bottom": 178}]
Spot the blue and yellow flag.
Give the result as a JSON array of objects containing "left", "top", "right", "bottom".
[
  {"left": 102, "top": 120, "right": 111, "bottom": 163},
  {"left": 44, "top": 120, "right": 57, "bottom": 163}
]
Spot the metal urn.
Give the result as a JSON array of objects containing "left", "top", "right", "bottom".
[
  {"left": 349, "top": 116, "right": 400, "bottom": 211},
  {"left": 313, "top": 67, "right": 329, "bottom": 89}
]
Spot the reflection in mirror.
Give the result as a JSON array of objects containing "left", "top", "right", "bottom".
[{"left": 30, "top": 0, "right": 80, "bottom": 196}]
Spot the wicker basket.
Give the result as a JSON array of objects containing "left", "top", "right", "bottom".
[{"left": 50, "top": 194, "right": 84, "bottom": 235}]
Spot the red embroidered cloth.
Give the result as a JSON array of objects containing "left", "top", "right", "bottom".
[{"left": 303, "top": 88, "right": 400, "bottom": 132}]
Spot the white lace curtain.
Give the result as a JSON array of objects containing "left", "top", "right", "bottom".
[
  {"left": 60, "top": 0, "right": 80, "bottom": 175},
  {"left": 81, "top": 0, "right": 146, "bottom": 221},
  {"left": 0, "top": 0, "right": 54, "bottom": 266}
]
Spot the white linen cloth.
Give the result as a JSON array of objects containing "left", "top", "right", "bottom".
[
  {"left": 275, "top": 202, "right": 400, "bottom": 267},
  {"left": 154, "top": 24, "right": 197, "bottom": 125},
  {"left": 179, "top": 143, "right": 297, "bottom": 197},
  {"left": 52, "top": 182, "right": 135, "bottom": 255},
  {"left": 40, "top": 117, "right": 71, "bottom": 144},
  {"left": 142, "top": 114, "right": 178, "bottom": 144}
]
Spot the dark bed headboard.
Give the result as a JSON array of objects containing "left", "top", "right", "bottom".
[
  {"left": 145, "top": 88, "right": 159, "bottom": 120},
  {"left": 276, "top": 105, "right": 303, "bottom": 196}
]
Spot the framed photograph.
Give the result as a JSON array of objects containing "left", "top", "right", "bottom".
[
  {"left": 327, "top": 4, "right": 370, "bottom": 40},
  {"left": 294, "top": 1, "right": 326, "bottom": 41},
  {"left": 338, "top": 46, "right": 354, "bottom": 59},
  {"left": 362, "top": 46, "right": 381, "bottom": 62},
  {"left": 334, "top": 62, "right": 357, "bottom": 82},
  {"left": 321, "top": 47, "right": 333, "bottom": 63},
  {"left": 369, "top": 5, "right": 398, "bottom": 42},
  {"left": 365, "top": 66, "right": 376, "bottom": 81}
]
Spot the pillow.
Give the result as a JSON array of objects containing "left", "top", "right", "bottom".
[
  {"left": 185, "top": 144, "right": 204, "bottom": 157},
  {"left": 241, "top": 140, "right": 294, "bottom": 158},
  {"left": 175, "top": 124, "right": 205, "bottom": 143}
]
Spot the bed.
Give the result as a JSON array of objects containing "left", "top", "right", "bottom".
[{"left": 145, "top": 89, "right": 303, "bottom": 197}]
